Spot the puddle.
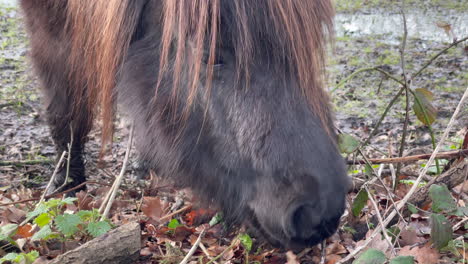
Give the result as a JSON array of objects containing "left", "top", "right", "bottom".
[
  {"left": 336, "top": 10, "right": 468, "bottom": 43},
  {"left": 0, "top": 0, "right": 15, "bottom": 6},
  {"left": 1, "top": 0, "right": 467, "bottom": 44}
]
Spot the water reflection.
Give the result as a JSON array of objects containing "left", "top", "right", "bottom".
[{"left": 336, "top": 10, "right": 468, "bottom": 43}]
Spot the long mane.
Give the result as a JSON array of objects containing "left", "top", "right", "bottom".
[{"left": 66, "top": 0, "right": 335, "bottom": 148}]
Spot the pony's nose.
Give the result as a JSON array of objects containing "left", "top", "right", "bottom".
[{"left": 283, "top": 202, "right": 322, "bottom": 240}]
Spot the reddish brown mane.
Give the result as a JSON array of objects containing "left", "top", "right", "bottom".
[{"left": 66, "top": 0, "right": 335, "bottom": 149}]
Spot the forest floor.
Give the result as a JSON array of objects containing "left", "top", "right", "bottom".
[{"left": 0, "top": 2, "right": 467, "bottom": 264}]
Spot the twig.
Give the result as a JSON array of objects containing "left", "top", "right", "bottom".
[
  {"left": 339, "top": 86, "right": 468, "bottom": 263},
  {"left": 0, "top": 181, "right": 107, "bottom": 206},
  {"left": 397, "top": 4, "right": 410, "bottom": 178},
  {"left": 412, "top": 36, "right": 468, "bottom": 79},
  {"left": 332, "top": 67, "right": 403, "bottom": 93},
  {"left": 0, "top": 159, "right": 53, "bottom": 166},
  {"left": 40, "top": 151, "right": 67, "bottom": 202},
  {"left": 365, "top": 186, "right": 396, "bottom": 256},
  {"left": 320, "top": 240, "right": 327, "bottom": 264},
  {"left": 101, "top": 124, "right": 134, "bottom": 220},
  {"left": 53, "top": 127, "right": 74, "bottom": 194},
  {"left": 361, "top": 86, "right": 405, "bottom": 147},
  {"left": 347, "top": 149, "right": 468, "bottom": 164},
  {"left": 199, "top": 243, "right": 219, "bottom": 264},
  {"left": 159, "top": 205, "right": 192, "bottom": 223},
  {"left": 453, "top": 217, "right": 468, "bottom": 231},
  {"left": 206, "top": 238, "right": 239, "bottom": 264},
  {"left": 357, "top": 149, "right": 406, "bottom": 223},
  {"left": 180, "top": 229, "right": 206, "bottom": 264},
  {"left": 456, "top": 166, "right": 468, "bottom": 205}
]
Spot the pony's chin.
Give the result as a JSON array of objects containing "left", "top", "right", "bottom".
[{"left": 246, "top": 211, "right": 339, "bottom": 251}]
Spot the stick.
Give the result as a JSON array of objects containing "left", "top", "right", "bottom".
[
  {"left": 0, "top": 159, "right": 53, "bottom": 166},
  {"left": 339, "top": 86, "right": 468, "bottom": 263},
  {"left": 347, "top": 149, "right": 468, "bottom": 165},
  {"left": 101, "top": 124, "right": 134, "bottom": 220},
  {"left": 159, "top": 205, "right": 192, "bottom": 223},
  {"left": 40, "top": 151, "right": 67, "bottom": 202},
  {"left": 365, "top": 186, "right": 395, "bottom": 256},
  {"left": 0, "top": 181, "right": 108, "bottom": 206},
  {"left": 180, "top": 229, "right": 206, "bottom": 264}
]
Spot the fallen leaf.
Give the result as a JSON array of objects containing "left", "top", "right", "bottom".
[
  {"left": 326, "top": 254, "right": 342, "bottom": 264},
  {"left": 141, "top": 196, "right": 165, "bottom": 221},
  {"left": 16, "top": 223, "right": 33, "bottom": 238},
  {"left": 326, "top": 241, "right": 348, "bottom": 255},
  {"left": 398, "top": 245, "right": 440, "bottom": 264}
]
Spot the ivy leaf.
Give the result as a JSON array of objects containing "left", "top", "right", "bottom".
[
  {"left": 338, "top": 133, "right": 360, "bottom": 154},
  {"left": 34, "top": 213, "right": 52, "bottom": 228},
  {"left": 239, "top": 233, "right": 253, "bottom": 252},
  {"left": 352, "top": 189, "right": 369, "bottom": 217},
  {"left": 389, "top": 256, "right": 414, "bottom": 264},
  {"left": 428, "top": 184, "right": 457, "bottom": 213},
  {"left": 87, "top": 221, "right": 112, "bottom": 238},
  {"left": 353, "top": 249, "right": 386, "bottom": 264},
  {"left": 430, "top": 213, "right": 452, "bottom": 250},
  {"left": 413, "top": 88, "right": 437, "bottom": 125},
  {"left": 55, "top": 214, "right": 81, "bottom": 237}
]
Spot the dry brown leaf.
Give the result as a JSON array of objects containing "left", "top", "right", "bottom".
[
  {"left": 356, "top": 230, "right": 390, "bottom": 256},
  {"left": 141, "top": 196, "right": 165, "bottom": 221},
  {"left": 326, "top": 254, "right": 342, "bottom": 264},
  {"left": 399, "top": 245, "right": 440, "bottom": 264},
  {"left": 3, "top": 206, "right": 26, "bottom": 224},
  {"left": 16, "top": 223, "right": 33, "bottom": 238},
  {"left": 326, "top": 241, "right": 348, "bottom": 255}
]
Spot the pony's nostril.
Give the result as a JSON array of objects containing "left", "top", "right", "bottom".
[{"left": 285, "top": 204, "right": 321, "bottom": 239}]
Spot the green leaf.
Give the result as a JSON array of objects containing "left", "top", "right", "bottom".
[
  {"left": 32, "top": 224, "right": 53, "bottom": 241},
  {"left": 167, "top": 219, "right": 182, "bottom": 229},
  {"left": 389, "top": 256, "right": 414, "bottom": 264},
  {"left": 352, "top": 189, "right": 369, "bottom": 217},
  {"left": 440, "top": 240, "right": 460, "bottom": 257},
  {"left": 55, "top": 214, "right": 81, "bottom": 237},
  {"left": 429, "top": 184, "right": 457, "bottom": 213},
  {"left": 34, "top": 213, "right": 52, "bottom": 228},
  {"left": 209, "top": 213, "right": 223, "bottom": 227},
  {"left": 338, "top": 133, "right": 360, "bottom": 154},
  {"left": 87, "top": 221, "right": 112, "bottom": 238},
  {"left": 1, "top": 252, "right": 19, "bottom": 262},
  {"left": 407, "top": 203, "right": 418, "bottom": 214},
  {"left": 0, "top": 251, "right": 39, "bottom": 264},
  {"left": 0, "top": 223, "right": 18, "bottom": 238},
  {"left": 61, "top": 197, "right": 78, "bottom": 205},
  {"left": 23, "top": 251, "right": 39, "bottom": 264},
  {"left": 353, "top": 249, "right": 386, "bottom": 264},
  {"left": 26, "top": 203, "right": 49, "bottom": 219},
  {"left": 239, "top": 233, "right": 253, "bottom": 252},
  {"left": 453, "top": 206, "right": 468, "bottom": 217},
  {"left": 430, "top": 213, "right": 452, "bottom": 250},
  {"left": 413, "top": 88, "right": 437, "bottom": 125},
  {"left": 364, "top": 164, "right": 373, "bottom": 177}
]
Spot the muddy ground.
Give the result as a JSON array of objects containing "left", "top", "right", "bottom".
[{"left": 0, "top": 1, "right": 467, "bottom": 263}]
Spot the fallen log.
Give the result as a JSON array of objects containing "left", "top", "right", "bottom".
[{"left": 49, "top": 222, "right": 141, "bottom": 264}]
